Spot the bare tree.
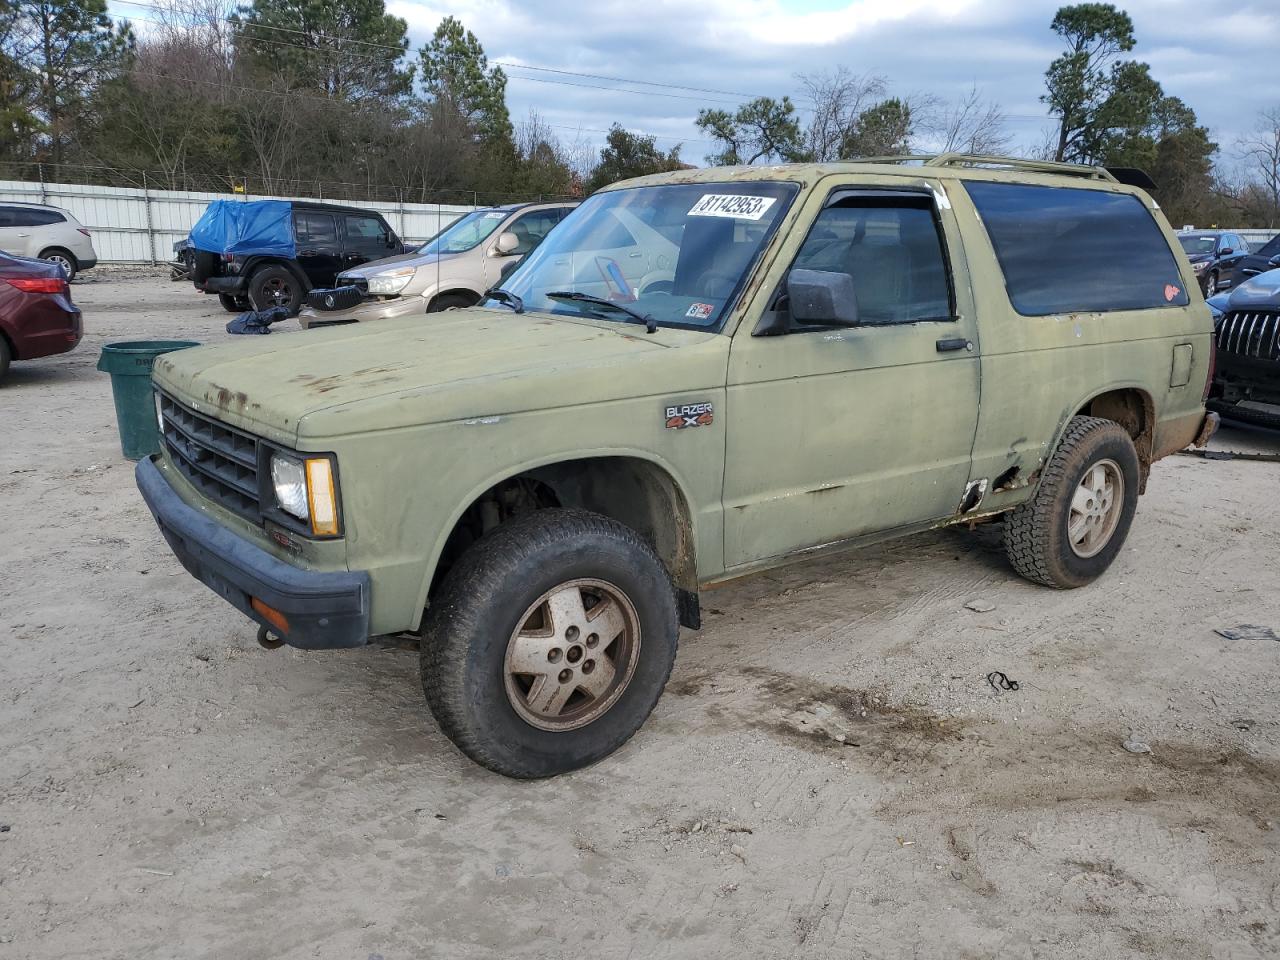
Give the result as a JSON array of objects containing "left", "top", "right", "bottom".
[
  {"left": 934, "top": 84, "right": 1011, "bottom": 155},
  {"left": 1237, "top": 106, "right": 1280, "bottom": 227},
  {"left": 797, "top": 67, "right": 886, "bottom": 161}
]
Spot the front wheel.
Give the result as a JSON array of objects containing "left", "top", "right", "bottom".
[
  {"left": 428, "top": 293, "right": 474, "bottom": 313},
  {"left": 1002, "top": 416, "right": 1140, "bottom": 589},
  {"left": 1202, "top": 271, "right": 1217, "bottom": 296},
  {"left": 422, "top": 509, "right": 678, "bottom": 778}
]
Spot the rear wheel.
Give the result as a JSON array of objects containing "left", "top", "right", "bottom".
[
  {"left": 0, "top": 336, "right": 11, "bottom": 385},
  {"left": 422, "top": 509, "right": 678, "bottom": 778},
  {"left": 39, "top": 248, "right": 77, "bottom": 281},
  {"left": 1003, "top": 416, "right": 1140, "bottom": 588},
  {"left": 218, "top": 293, "right": 249, "bottom": 313},
  {"left": 248, "top": 265, "right": 303, "bottom": 314}
]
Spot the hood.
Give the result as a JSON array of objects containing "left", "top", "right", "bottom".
[
  {"left": 1185, "top": 252, "right": 1211, "bottom": 264},
  {"left": 337, "top": 248, "right": 454, "bottom": 280},
  {"left": 1222, "top": 268, "right": 1280, "bottom": 312},
  {"left": 153, "top": 309, "right": 725, "bottom": 445}
]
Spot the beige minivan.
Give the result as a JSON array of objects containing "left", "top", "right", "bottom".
[{"left": 299, "top": 201, "right": 577, "bottom": 328}]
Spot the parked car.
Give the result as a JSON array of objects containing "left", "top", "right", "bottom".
[
  {"left": 1235, "top": 231, "right": 1280, "bottom": 283},
  {"left": 0, "top": 251, "right": 82, "bottom": 384},
  {"left": 1206, "top": 266, "right": 1280, "bottom": 430},
  {"left": 184, "top": 199, "right": 409, "bottom": 315},
  {"left": 1176, "top": 230, "right": 1251, "bottom": 296},
  {"left": 0, "top": 202, "right": 98, "bottom": 281},
  {"left": 299, "top": 201, "right": 578, "bottom": 328},
  {"left": 138, "top": 155, "right": 1216, "bottom": 779}
]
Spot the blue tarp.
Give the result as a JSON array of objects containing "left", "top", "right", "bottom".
[{"left": 188, "top": 199, "right": 296, "bottom": 258}]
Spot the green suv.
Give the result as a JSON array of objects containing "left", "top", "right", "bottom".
[{"left": 137, "top": 155, "right": 1218, "bottom": 778}]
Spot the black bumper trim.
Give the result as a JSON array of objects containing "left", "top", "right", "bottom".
[
  {"left": 136, "top": 456, "right": 371, "bottom": 649},
  {"left": 203, "top": 276, "right": 247, "bottom": 295}
]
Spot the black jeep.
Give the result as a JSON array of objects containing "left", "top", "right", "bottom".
[{"left": 185, "top": 199, "right": 409, "bottom": 315}]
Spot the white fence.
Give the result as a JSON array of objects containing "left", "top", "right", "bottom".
[
  {"left": 1179, "top": 227, "right": 1277, "bottom": 249},
  {"left": 0, "top": 178, "right": 482, "bottom": 263}
]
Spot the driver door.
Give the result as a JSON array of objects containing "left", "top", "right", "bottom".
[{"left": 722, "top": 181, "right": 981, "bottom": 568}]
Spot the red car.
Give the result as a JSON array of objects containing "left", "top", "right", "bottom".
[{"left": 0, "top": 251, "right": 82, "bottom": 384}]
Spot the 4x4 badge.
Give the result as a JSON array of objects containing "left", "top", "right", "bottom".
[{"left": 665, "top": 402, "right": 714, "bottom": 429}]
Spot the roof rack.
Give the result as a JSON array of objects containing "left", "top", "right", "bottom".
[{"left": 841, "top": 153, "right": 1118, "bottom": 183}]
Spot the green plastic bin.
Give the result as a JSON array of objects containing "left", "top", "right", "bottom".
[{"left": 98, "top": 340, "right": 200, "bottom": 460}]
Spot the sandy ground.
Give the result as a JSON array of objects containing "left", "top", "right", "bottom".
[{"left": 2, "top": 269, "right": 1279, "bottom": 960}]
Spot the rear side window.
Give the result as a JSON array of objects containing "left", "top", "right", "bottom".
[
  {"left": 294, "top": 212, "right": 337, "bottom": 248},
  {"left": 0, "top": 206, "right": 64, "bottom": 227},
  {"left": 964, "top": 182, "right": 1189, "bottom": 315}
]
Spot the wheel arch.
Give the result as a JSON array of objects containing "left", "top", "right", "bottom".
[
  {"left": 416, "top": 452, "right": 700, "bottom": 628},
  {"left": 1063, "top": 385, "right": 1156, "bottom": 490},
  {"left": 244, "top": 257, "right": 310, "bottom": 291},
  {"left": 428, "top": 287, "right": 484, "bottom": 310},
  {"left": 37, "top": 246, "right": 78, "bottom": 269}
]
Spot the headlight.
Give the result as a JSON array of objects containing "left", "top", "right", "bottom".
[
  {"left": 271, "top": 454, "right": 308, "bottom": 519},
  {"left": 366, "top": 266, "right": 416, "bottom": 296},
  {"left": 1192, "top": 260, "right": 1208, "bottom": 273},
  {"left": 270, "top": 452, "right": 340, "bottom": 536}
]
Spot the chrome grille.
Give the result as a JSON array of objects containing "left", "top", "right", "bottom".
[
  {"left": 158, "top": 391, "right": 261, "bottom": 521},
  {"left": 1216, "top": 311, "right": 1280, "bottom": 360}
]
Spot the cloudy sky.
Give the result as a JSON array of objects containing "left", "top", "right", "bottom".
[{"left": 381, "top": 0, "right": 1279, "bottom": 169}]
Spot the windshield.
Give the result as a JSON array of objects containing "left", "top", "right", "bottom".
[
  {"left": 419, "top": 209, "right": 509, "bottom": 256},
  {"left": 1178, "top": 235, "right": 1217, "bottom": 256},
  {"left": 494, "top": 181, "right": 799, "bottom": 330}
]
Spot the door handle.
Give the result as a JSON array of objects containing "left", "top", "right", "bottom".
[{"left": 936, "top": 337, "right": 971, "bottom": 352}]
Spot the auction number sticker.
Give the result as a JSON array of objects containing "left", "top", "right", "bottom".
[{"left": 688, "top": 194, "right": 777, "bottom": 221}]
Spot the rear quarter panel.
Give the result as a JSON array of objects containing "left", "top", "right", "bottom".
[{"left": 947, "top": 176, "right": 1213, "bottom": 512}]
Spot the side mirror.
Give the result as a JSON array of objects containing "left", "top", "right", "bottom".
[
  {"left": 787, "top": 269, "right": 860, "bottom": 327},
  {"left": 1268, "top": 255, "right": 1280, "bottom": 268},
  {"left": 1219, "top": 247, "right": 1233, "bottom": 256},
  {"left": 494, "top": 231, "right": 520, "bottom": 255}
]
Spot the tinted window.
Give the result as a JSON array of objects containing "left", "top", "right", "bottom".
[
  {"left": 294, "top": 212, "right": 337, "bottom": 249},
  {"left": 965, "top": 182, "right": 1189, "bottom": 315},
  {"left": 344, "top": 214, "right": 392, "bottom": 254},
  {"left": 791, "top": 196, "right": 953, "bottom": 325},
  {"left": 0, "top": 206, "right": 63, "bottom": 227}
]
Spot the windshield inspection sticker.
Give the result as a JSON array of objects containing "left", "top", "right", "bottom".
[
  {"left": 688, "top": 194, "right": 777, "bottom": 221},
  {"left": 482, "top": 211, "right": 505, "bottom": 219},
  {"left": 686, "top": 302, "right": 714, "bottom": 320},
  {"left": 665, "top": 402, "right": 714, "bottom": 429}
]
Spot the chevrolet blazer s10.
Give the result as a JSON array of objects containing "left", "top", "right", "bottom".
[{"left": 136, "top": 155, "right": 1218, "bottom": 778}]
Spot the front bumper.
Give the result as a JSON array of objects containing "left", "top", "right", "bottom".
[
  {"left": 136, "top": 456, "right": 371, "bottom": 649},
  {"left": 298, "top": 292, "right": 425, "bottom": 329}
]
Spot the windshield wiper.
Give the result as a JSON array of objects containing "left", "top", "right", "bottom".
[
  {"left": 486, "top": 288, "right": 524, "bottom": 314},
  {"left": 545, "top": 290, "right": 657, "bottom": 334}
]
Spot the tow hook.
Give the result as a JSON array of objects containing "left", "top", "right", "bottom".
[{"left": 257, "top": 625, "right": 286, "bottom": 650}]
